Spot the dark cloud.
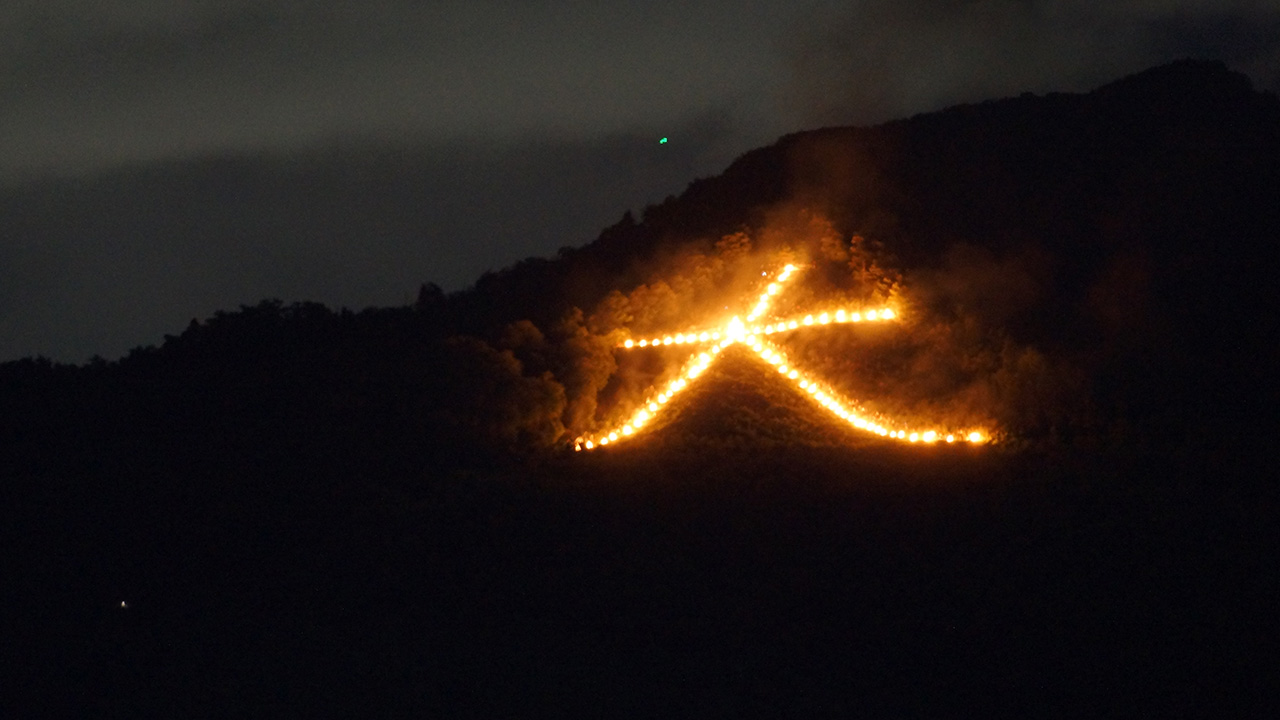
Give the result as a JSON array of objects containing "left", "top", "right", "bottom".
[
  {"left": 786, "top": 0, "right": 1280, "bottom": 127},
  {"left": 0, "top": 118, "right": 738, "bottom": 362},
  {"left": 3, "top": 0, "right": 828, "bottom": 361},
  {"left": 0, "top": 1, "right": 815, "bottom": 176}
]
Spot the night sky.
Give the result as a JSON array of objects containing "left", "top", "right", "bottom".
[{"left": 3, "top": 1, "right": 1278, "bottom": 362}]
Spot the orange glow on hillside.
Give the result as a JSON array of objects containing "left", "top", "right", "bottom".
[{"left": 574, "top": 263, "right": 990, "bottom": 451}]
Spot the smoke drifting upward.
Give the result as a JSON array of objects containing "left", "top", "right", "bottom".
[
  {"left": 786, "top": 1, "right": 1280, "bottom": 128},
  {"left": 563, "top": 210, "right": 1073, "bottom": 447}
]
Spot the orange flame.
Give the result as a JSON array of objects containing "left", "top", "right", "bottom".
[{"left": 578, "top": 263, "right": 990, "bottom": 451}]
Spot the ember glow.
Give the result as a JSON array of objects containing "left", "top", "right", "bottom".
[{"left": 574, "top": 264, "right": 989, "bottom": 451}]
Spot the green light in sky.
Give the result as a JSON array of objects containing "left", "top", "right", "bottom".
[{"left": 659, "top": 137, "right": 668, "bottom": 144}]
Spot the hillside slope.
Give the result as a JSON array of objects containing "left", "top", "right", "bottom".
[{"left": 451, "top": 58, "right": 1280, "bottom": 450}]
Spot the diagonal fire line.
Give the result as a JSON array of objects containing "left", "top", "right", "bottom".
[{"left": 575, "top": 264, "right": 988, "bottom": 450}]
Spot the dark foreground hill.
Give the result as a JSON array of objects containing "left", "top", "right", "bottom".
[
  {"left": 7, "top": 442, "right": 1275, "bottom": 715},
  {"left": 3, "top": 60, "right": 1280, "bottom": 715}
]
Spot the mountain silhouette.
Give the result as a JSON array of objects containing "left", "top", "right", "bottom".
[{"left": 3, "top": 60, "right": 1278, "bottom": 716}]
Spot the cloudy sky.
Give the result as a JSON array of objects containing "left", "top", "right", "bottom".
[{"left": 3, "top": 0, "right": 1278, "bottom": 361}]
